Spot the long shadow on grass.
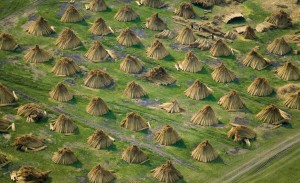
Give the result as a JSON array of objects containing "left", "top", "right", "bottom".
[
  {"left": 162, "top": 55, "right": 175, "bottom": 62},
  {"left": 107, "top": 144, "right": 117, "bottom": 152},
  {"left": 173, "top": 140, "right": 186, "bottom": 149},
  {"left": 102, "top": 111, "right": 116, "bottom": 120}
]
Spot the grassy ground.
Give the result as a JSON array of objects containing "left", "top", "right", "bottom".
[
  {"left": 236, "top": 142, "right": 300, "bottom": 183},
  {"left": 0, "top": 0, "right": 299, "bottom": 182},
  {"left": 0, "top": 0, "right": 33, "bottom": 20}
]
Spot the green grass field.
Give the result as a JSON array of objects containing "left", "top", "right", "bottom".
[{"left": 0, "top": 0, "right": 300, "bottom": 182}]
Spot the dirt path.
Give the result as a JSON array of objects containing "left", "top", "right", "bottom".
[
  {"left": 218, "top": 131, "right": 300, "bottom": 183},
  {"left": 14, "top": 90, "right": 196, "bottom": 170}
]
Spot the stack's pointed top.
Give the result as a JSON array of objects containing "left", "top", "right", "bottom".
[
  {"left": 89, "top": 18, "right": 112, "bottom": 36},
  {"left": 256, "top": 104, "right": 290, "bottom": 125},
  {"left": 176, "top": 27, "right": 196, "bottom": 45},
  {"left": 88, "top": 0, "right": 109, "bottom": 12},
  {"left": 145, "top": 66, "right": 176, "bottom": 85},
  {"left": 152, "top": 160, "right": 183, "bottom": 183},
  {"left": 122, "top": 145, "right": 148, "bottom": 163},
  {"left": 159, "top": 99, "right": 184, "bottom": 113},
  {"left": 56, "top": 28, "right": 81, "bottom": 49},
  {"left": 211, "top": 63, "right": 236, "bottom": 83},
  {"left": 88, "top": 164, "right": 116, "bottom": 183},
  {"left": 116, "top": 28, "right": 140, "bottom": 46},
  {"left": 120, "top": 112, "right": 149, "bottom": 131},
  {"left": 27, "top": 16, "right": 53, "bottom": 36},
  {"left": 218, "top": 90, "right": 244, "bottom": 110},
  {"left": 147, "top": 39, "right": 169, "bottom": 60},
  {"left": 242, "top": 49, "right": 269, "bottom": 70},
  {"left": 146, "top": 13, "right": 167, "bottom": 31},
  {"left": 210, "top": 39, "right": 232, "bottom": 57},
  {"left": 154, "top": 125, "right": 181, "bottom": 145},
  {"left": 276, "top": 62, "right": 300, "bottom": 81},
  {"left": 178, "top": 51, "right": 204, "bottom": 72},
  {"left": 52, "top": 147, "right": 78, "bottom": 164},
  {"left": 191, "top": 140, "right": 218, "bottom": 162},
  {"left": 267, "top": 37, "right": 292, "bottom": 56},
  {"left": 24, "top": 45, "right": 52, "bottom": 63},
  {"left": 84, "top": 69, "right": 114, "bottom": 89},
  {"left": 247, "top": 77, "right": 273, "bottom": 96},
  {"left": 0, "top": 33, "right": 18, "bottom": 51},
  {"left": 86, "top": 97, "right": 109, "bottom": 116},
  {"left": 114, "top": 5, "right": 139, "bottom": 22},
  {"left": 49, "top": 82, "right": 73, "bottom": 102},
  {"left": 87, "top": 129, "right": 113, "bottom": 149},
  {"left": 85, "top": 41, "right": 109, "bottom": 62},
  {"left": 191, "top": 105, "right": 218, "bottom": 126},
  {"left": 175, "top": 3, "right": 196, "bottom": 19},
  {"left": 120, "top": 54, "right": 143, "bottom": 73},
  {"left": 266, "top": 10, "right": 292, "bottom": 28},
  {"left": 61, "top": 5, "right": 83, "bottom": 23},
  {"left": 124, "top": 81, "right": 146, "bottom": 98},
  {"left": 51, "top": 114, "right": 77, "bottom": 134},
  {"left": 52, "top": 57, "right": 81, "bottom": 76},
  {"left": 184, "top": 80, "right": 212, "bottom": 100},
  {"left": 243, "top": 26, "right": 257, "bottom": 40}
]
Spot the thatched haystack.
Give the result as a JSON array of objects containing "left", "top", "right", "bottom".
[
  {"left": 84, "top": 69, "right": 114, "bottom": 89},
  {"left": 276, "top": 62, "right": 300, "bottom": 81},
  {"left": 13, "top": 134, "right": 46, "bottom": 151},
  {"left": 17, "top": 103, "right": 46, "bottom": 123},
  {"left": 0, "top": 33, "right": 18, "bottom": 51},
  {"left": 85, "top": 41, "right": 109, "bottom": 62},
  {"left": 145, "top": 66, "right": 176, "bottom": 85},
  {"left": 116, "top": 28, "right": 140, "bottom": 46},
  {"left": 122, "top": 145, "right": 148, "bottom": 163},
  {"left": 154, "top": 125, "right": 181, "bottom": 146},
  {"left": 218, "top": 90, "right": 244, "bottom": 110},
  {"left": 191, "top": 39, "right": 212, "bottom": 50},
  {"left": 243, "top": 26, "right": 257, "bottom": 40},
  {"left": 146, "top": 13, "right": 167, "bottom": 31},
  {"left": 0, "top": 119, "right": 13, "bottom": 133},
  {"left": 191, "top": 140, "right": 218, "bottom": 162},
  {"left": 0, "top": 153, "right": 9, "bottom": 167},
  {"left": 227, "top": 123, "right": 256, "bottom": 146},
  {"left": 52, "top": 147, "right": 78, "bottom": 165},
  {"left": 155, "top": 29, "right": 176, "bottom": 39},
  {"left": 120, "top": 112, "right": 149, "bottom": 131},
  {"left": 147, "top": 40, "right": 169, "bottom": 60},
  {"left": 277, "top": 84, "right": 300, "bottom": 100},
  {"left": 191, "top": 0, "right": 223, "bottom": 8},
  {"left": 24, "top": 45, "right": 52, "bottom": 63},
  {"left": 89, "top": 18, "right": 112, "bottom": 36},
  {"left": 0, "top": 84, "right": 17, "bottom": 106},
  {"left": 256, "top": 104, "right": 290, "bottom": 125},
  {"left": 114, "top": 5, "right": 139, "bottom": 22},
  {"left": 87, "top": 129, "right": 113, "bottom": 149},
  {"left": 56, "top": 28, "right": 81, "bottom": 49},
  {"left": 124, "top": 81, "right": 146, "bottom": 98},
  {"left": 210, "top": 39, "right": 232, "bottom": 57},
  {"left": 224, "top": 31, "right": 236, "bottom": 40},
  {"left": 12, "top": 166, "right": 50, "bottom": 182},
  {"left": 120, "top": 55, "right": 143, "bottom": 73},
  {"left": 152, "top": 161, "right": 183, "bottom": 183},
  {"left": 49, "top": 82, "right": 73, "bottom": 102},
  {"left": 159, "top": 100, "right": 184, "bottom": 113},
  {"left": 52, "top": 57, "right": 80, "bottom": 76},
  {"left": 86, "top": 97, "right": 109, "bottom": 116},
  {"left": 284, "top": 91, "right": 300, "bottom": 110},
  {"left": 211, "top": 63, "right": 236, "bottom": 83},
  {"left": 176, "top": 27, "right": 196, "bottom": 45},
  {"left": 141, "top": 0, "right": 164, "bottom": 8},
  {"left": 51, "top": 114, "right": 77, "bottom": 134},
  {"left": 247, "top": 77, "right": 273, "bottom": 96},
  {"left": 184, "top": 80, "right": 212, "bottom": 100},
  {"left": 61, "top": 5, "right": 83, "bottom": 23},
  {"left": 88, "top": 165, "right": 116, "bottom": 183},
  {"left": 178, "top": 51, "right": 204, "bottom": 72},
  {"left": 267, "top": 37, "right": 292, "bottom": 55},
  {"left": 265, "top": 10, "right": 292, "bottom": 28},
  {"left": 27, "top": 17, "right": 53, "bottom": 36},
  {"left": 242, "top": 50, "right": 269, "bottom": 70},
  {"left": 191, "top": 105, "right": 218, "bottom": 126},
  {"left": 88, "top": 0, "right": 109, "bottom": 12},
  {"left": 175, "top": 3, "right": 196, "bottom": 19}
]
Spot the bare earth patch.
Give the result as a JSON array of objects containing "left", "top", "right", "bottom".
[
  {"left": 227, "top": 147, "right": 248, "bottom": 155},
  {"left": 132, "top": 98, "right": 161, "bottom": 109}
]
